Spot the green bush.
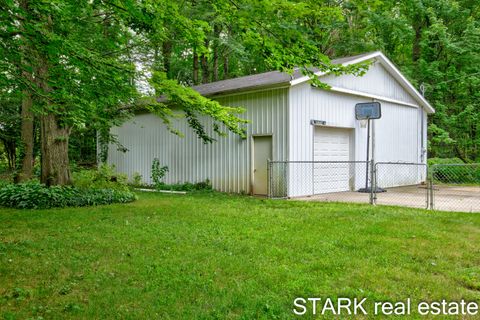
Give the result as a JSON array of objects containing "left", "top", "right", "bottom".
[
  {"left": 0, "top": 178, "right": 11, "bottom": 188},
  {"left": 0, "top": 181, "right": 137, "bottom": 209},
  {"left": 151, "top": 158, "right": 168, "bottom": 188},
  {"left": 72, "top": 164, "right": 129, "bottom": 191},
  {"left": 428, "top": 158, "right": 480, "bottom": 184},
  {"left": 427, "top": 157, "right": 464, "bottom": 166},
  {"left": 131, "top": 172, "right": 143, "bottom": 186}
]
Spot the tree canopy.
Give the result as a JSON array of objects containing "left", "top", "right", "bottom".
[{"left": 1, "top": 0, "right": 479, "bottom": 184}]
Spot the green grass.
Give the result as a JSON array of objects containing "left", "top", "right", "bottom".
[{"left": 1, "top": 192, "right": 479, "bottom": 319}]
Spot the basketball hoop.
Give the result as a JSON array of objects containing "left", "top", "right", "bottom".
[{"left": 355, "top": 101, "right": 383, "bottom": 193}]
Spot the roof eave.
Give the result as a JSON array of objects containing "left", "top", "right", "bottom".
[
  {"left": 193, "top": 82, "right": 291, "bottom": 99},
  {"left": 374, "top": 53, "right": 435, "bottom": 114}
]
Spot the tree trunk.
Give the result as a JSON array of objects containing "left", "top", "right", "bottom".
[
  {"left": 7, "top": 142, "right": 16, "bottom": 170},
  {"left": 412, "top": 20, "right": 423, "bottom": 63},
  {"left": 212, "top": 24, "right": 220, "bottom": 82},
  {"left": 17, "top": 0, "right": 34, "bottom": 181},
  {"left": 213, "top": 47, "right": 219, "bottom": 82},
  {"left": 162, "top": 40, "right": 173, "bottom": 79},
  {"left": 223, "top": 26, "right": 231, "bottom": 80},
  {"left": 223, "top": 52, "right": 229, "bottom": 80},
  {"left": 201, "top": 54, "right": 209, "bottom": 84},
  {"left": 0, "top": 139, "right": 16, "bottom": 171},
  {"left": 193, "top": 48, "right": 199, "bottom": 85},
  {"left": 40, "top": 113, "right": 72, "bottom": 186},
  {"left": 18, "top": 89, "right": 34, "bottom": 182},
  {"left": 37, "top": 59, "right": 72, "bottom": 186},
  {"left": 201, "top": 39, "right": 209, "bottom": 84}
]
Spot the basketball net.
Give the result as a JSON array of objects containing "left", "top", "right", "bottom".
[{"left": 360, "top": 119, "right": 368, "bottom": 128}]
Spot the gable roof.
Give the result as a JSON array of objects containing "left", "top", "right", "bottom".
[
  {"left": 190, "top": 51, "right": 434, "bottom": 114},
  {"left": 191, "top": 52, "right": 372, "bottom": 97}
]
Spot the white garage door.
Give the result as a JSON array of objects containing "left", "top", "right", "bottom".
[{"left": 313, "top": 127, "right": 352, "bottom": 194}]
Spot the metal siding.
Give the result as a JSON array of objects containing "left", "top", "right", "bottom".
[
  {"left": 374, "top": 101, "right": 419, "bottom": 163},
  {"left": 288, "top": 84, "right": 362, "bottom": 197},
  {"left": 108, "top": 88, "right": 289, "bottom": 193},
  {"left": 287, "top": 83, "right": 423, "bottom": 196},
  {"left": 322, "top": 61, "right": 418, "bottom": 105},
  {"left": 374, "top": 102, "right": 424, "bottom": 187},
  {"left": 288, "top": 84, "right": 360, "bottom": 162}
]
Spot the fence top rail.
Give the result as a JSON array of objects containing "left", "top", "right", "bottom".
[
  {"left": 431, "top": 163, "right": 480, "bottom": 168},
  {"left": 375, "top": 161, "right": 427, "bottom": 166},
  {"left": 268, "top": 160, "right": 370, "bottom": 164}
]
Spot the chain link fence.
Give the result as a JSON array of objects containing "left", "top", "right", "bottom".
[
  {"left": 268, "top": 161, "right": 371, "bottom": 202},
  {"left": 429, "top": 164, "right": 480, "bottom": 212},
  {"left": 268, "top": 160, "right": 480, "bottom": 213},
  {"left": 373, "top": 162, "right": 428, "bottom": 209}
]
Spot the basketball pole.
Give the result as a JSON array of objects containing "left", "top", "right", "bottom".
[
  {"left": 355, "top": 101, "right": 384, "bottom": 193},
  {"left": 364, "top": 118, "right": 371, "bottom": 190}
]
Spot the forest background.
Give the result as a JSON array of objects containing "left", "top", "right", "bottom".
[{"left": 1, "top": 0, "right": 479, "bottom": 185}]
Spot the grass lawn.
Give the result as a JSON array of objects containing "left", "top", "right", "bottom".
[{"left": 1, "top": 192, "right": 480, "bottom": 319}]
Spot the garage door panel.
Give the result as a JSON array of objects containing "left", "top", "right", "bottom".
[
  {"left": 313, "top": 127, "right": 352, "bottom": 194},
  {"left": 313, "top": 152, "right": 349, "bottom": 159}
]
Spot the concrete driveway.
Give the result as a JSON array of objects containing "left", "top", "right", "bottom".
[
  {"left": 294, "top": 185, "right": 480, "bottom": 213},
  {"left": 430, "top": 185, "right": 480, "bottom": 213}
]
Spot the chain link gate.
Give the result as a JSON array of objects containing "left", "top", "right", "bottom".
[{"left": 267, "top": 160, "right": 288, "bottom": 199}]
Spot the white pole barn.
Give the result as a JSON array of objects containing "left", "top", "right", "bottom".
[{"left": 107, "top": 51, "right": 434, "bottom": 197}]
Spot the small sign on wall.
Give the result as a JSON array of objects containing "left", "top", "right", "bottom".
[{"left": 310, "top": 119, "right": 327, "bottom": 126}]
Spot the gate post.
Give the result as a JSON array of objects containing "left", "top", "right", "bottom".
[
  {"left": 425, "top": 165, "right": 429, "bottom": 209},
  {"left": 267, "top": 159, "right": 271, "bottom": 198},
  {"left": 429, "top": 166, "right": 434, "bottom": 210},
  {"left": 370, "top": 161, "right": 375, "bottom": 205}
]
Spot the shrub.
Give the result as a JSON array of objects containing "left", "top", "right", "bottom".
[
  {"left": 151, "top": 158, "right": 168, "bottom": 188},
  {"left": 0, "top": 178, "right": 11, "bottom": 188},
  {"left": 427, "top": 157, "right": 464, "bottom": 166},
  {"left": 0, "top": 181, "right": 137, "bottom": 209},
  {"left": 132, "top": 172, "right": 143, "bottom": 186},
  {"left": 72, "top": 164, "right": 129, "bottom": 191},
  {"left": 155, "top": 179, "right": 212, "bottom": 191},
  {"left": 428, "top": 158, "right": 480, "bottom": 184}
]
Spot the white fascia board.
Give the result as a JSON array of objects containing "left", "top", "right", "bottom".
[
  {"left": 328, "top": 86, "right": 419, "bottom": 108},
  {"left": 375, "top": 53, "right": 435, "bottom": 114},
  {"left": 290, "top": 51, "right": 435, "bottom": 114}
]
